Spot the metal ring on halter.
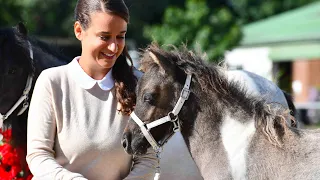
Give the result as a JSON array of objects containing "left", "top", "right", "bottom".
[
  {"left": 168, "top": 112, "right": 177, "bottom": 122},
  {"left": 167, "top": 112, "right": 180, "bottom": 132},
  {"left": 23, "top": 102, "right": 29, "bottom": 107}
]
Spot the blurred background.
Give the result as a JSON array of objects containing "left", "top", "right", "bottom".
[{"left": 1, "top": 0, "right": 320, "bottom": 127}]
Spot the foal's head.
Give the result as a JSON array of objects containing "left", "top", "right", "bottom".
[
  {"left": 122, "top": 44, "right": 199, "bottom": 155},
  {"left": 122, "top": 44, "right": 293, "bottom": 155},
  {"left": 0, "top": 23, "right": 33, "bottom": 116}
]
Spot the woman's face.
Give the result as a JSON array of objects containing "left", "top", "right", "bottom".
[{"left": 75, "top": 12, "right": 127, "bottom": 73}]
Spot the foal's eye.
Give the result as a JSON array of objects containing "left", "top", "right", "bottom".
[{"left": 143, "top": 93, "right": 155, "bottom": 103}]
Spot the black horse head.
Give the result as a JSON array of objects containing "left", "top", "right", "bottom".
[
  {"left": 0, "top": 23, "right": 32, "bottom": 117},
  {"left": 0, "top": 22, "right": 69, "bottom": 147}
]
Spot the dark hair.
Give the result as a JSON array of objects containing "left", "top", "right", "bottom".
[
  {"left": 74, "top": 0, "right": 129, "bottom": 29},
  {"left": 74, "top": 0, "right": 137, "bottom": 115}
]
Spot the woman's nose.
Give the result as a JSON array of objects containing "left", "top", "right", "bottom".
[{"left": 108, "top": 42, "right": 118, "bottom": 53}]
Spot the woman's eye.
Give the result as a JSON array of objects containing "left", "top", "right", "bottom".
[
  {"left": 100, "top": 36, "right": 109, "bottom": 41},
  {"left": 117, "top": 36, "right": 125, "bottom": 39}
]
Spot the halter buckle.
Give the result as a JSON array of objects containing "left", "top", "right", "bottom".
[{"left": 180, "top": 88, "right": 190, "bottom": 99}]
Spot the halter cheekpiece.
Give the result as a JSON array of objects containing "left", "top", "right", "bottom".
[{"left": 0, "top": 41, "right": 34, "bottom": 133}]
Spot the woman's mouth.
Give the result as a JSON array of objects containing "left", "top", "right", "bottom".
[{"left": 101, "top": 52, "right": 115, "bottom": 59}]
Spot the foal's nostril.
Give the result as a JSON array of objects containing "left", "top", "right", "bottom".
[
  {"left": 122, "top": 136, "right": 128, "bottom": 149},
  {"left": 121, "top": 133, "right": 131, "bottom": 150}
]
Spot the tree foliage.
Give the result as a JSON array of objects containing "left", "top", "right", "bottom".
[
  {"left": 19, "top": 0, "right": 76, "bottom": 37},
  {"left": 0, "top": 0, "right": 75, "bottom": 37},
  {"left": 144, "top": 0, "right": 242, "bottom": 62},
  {"left": 143, "top": 0, "right": 318, "bottom": 62},
  {"left": 124, "top": 0, "right": 185, "bottom": 47},
  {"left": 0, "top": 0, "right": 318, "bottom": 61},
  {"left": 0, "top": 0, "right": 24, "bottom": 26}
]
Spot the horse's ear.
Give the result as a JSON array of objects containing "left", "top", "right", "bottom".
[
  {"left": 16, "top": 22, "right": 28, "bottom": 36},
  {"left": 148, "top": 51, "right": 174, "bottom": 75}
]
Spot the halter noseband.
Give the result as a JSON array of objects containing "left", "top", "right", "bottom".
[
  {"left": 0, "top": 41, "right": 34, "bottom": 130},
  {"left": 130, "top": 74, "right": 192, "bottom": 151}
]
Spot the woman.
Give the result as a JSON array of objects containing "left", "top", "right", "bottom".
[{"left": 26, "top": 0, "right": 157, "bottom": 179}]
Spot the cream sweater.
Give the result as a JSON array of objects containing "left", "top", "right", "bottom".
[{"left": 26, "top": 58, "right": 157, "bottom": 180}]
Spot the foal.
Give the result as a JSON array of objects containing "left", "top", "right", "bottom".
[{"left": 122, "top": 45, "right": 320, "bottom": 180}]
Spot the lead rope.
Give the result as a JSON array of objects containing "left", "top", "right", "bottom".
[{"left": 154, "top": 149, "right": 162, "bottom": 180}]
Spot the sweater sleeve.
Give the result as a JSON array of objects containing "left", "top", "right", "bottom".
[
  {"left": 124, "top": 148, "right": 158, "bottom": 180},
  {"left": 26, "top": 71, "right": 87, "bottom": 180}
]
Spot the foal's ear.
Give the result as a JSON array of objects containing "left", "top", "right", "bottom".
[
  {"left": 16, "top": 22, "right": 28, "bottom": 36},
  {"left": 148, "top": 51, "right": 174, "bottom": 75}
]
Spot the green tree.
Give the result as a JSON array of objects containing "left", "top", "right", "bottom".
[
  {"left": 19, "top": 0, "right": 76, "bottom": 37},
  {"left": 0, "top": 0, "right": 24, "bottom": 26},
  {"left": 143, "top": 0, "right": 318, "bottom": 62},
  {"left": 124, "top": 0, "right": 185, "bottom": 47},
  {"left": 144, "top": 0, "right": 242, "bottom": 62}
]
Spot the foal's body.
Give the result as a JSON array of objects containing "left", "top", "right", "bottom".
[
  {"left": 123, "top": 45, "right": 320, "bottom": 180},
  {"left": 184, "top": 71, "right": 320, "bottom": 180},
  {"left": 159, "top": 69, "right": 294, "bottom": 180},
  {"left": 190, "top": 108, "right": 320, "bottom": 180}
]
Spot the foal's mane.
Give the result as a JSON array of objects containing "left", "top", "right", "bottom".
[{"left": 141, "top": 44, "right": 293, "bottom": 147}]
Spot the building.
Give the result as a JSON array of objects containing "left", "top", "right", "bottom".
[{"left": 225, "top": 1, "right": 320, "bottom": 124}]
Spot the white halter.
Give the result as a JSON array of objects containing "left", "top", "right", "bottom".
[
  {"left": 130, "top": 73, "right": 191, "bottom": 180},
  {"left": 0, "top": 41, "right": 34, "bottom": 130},
  {"left": 130, "top": 74, "right": 192, "bottom": 151}
]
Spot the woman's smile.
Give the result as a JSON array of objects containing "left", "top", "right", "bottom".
[{"left": 100, "top": 52, "right": 116, "bottom": 60}]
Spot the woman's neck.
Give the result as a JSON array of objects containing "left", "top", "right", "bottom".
[{"left": 78, "top": 56, "right": 110, "bottom": 80}]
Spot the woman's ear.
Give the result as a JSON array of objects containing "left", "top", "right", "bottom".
[{"left": 74, "top": 21, "right": 83, "bottom": 41}]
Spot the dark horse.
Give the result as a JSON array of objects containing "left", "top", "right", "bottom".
[
  {"left": 122, "top": 45, "right": 320, "bottom": 180},
  {"left": 0, "top": 23, "right": 68, "bottom": 154}
]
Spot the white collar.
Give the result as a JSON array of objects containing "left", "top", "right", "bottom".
[{"left": 68, "top": 56, "right": 114, "bottom": 90}]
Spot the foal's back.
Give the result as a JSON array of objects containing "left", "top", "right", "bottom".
[
  {"left": 247, "top": 127, "right": 320, "bottom": 180},
  {"left": 227, "top": 70, "right": 288, "bottom": 108}
]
